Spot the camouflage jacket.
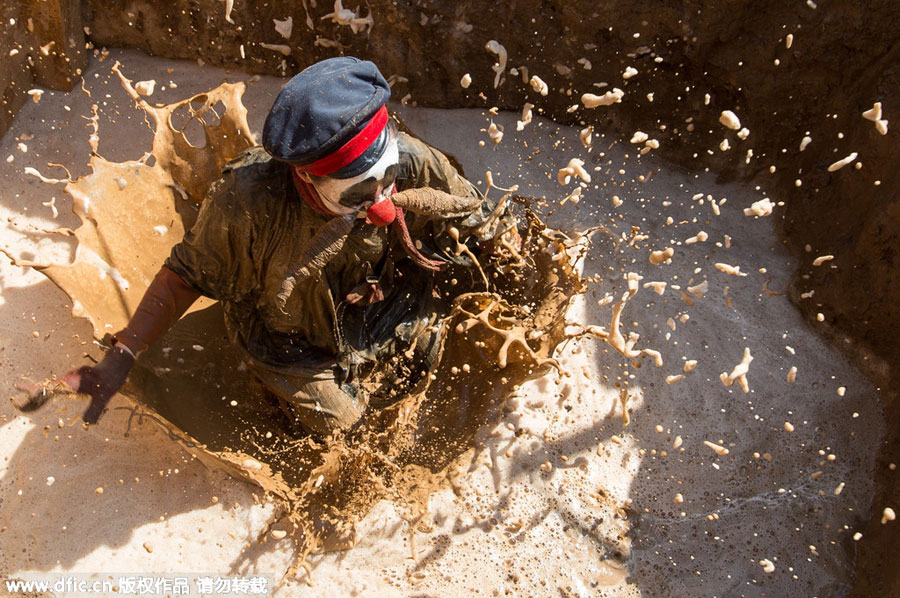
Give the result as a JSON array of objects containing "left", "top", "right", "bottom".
[{"left": 166, "top": 132, "right": 507, "bottom": 374}]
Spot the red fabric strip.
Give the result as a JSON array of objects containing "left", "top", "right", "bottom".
[
  {"left": 300, "top": 106, "right": 389, "bottom": 176},
  {"left": 291, "top": 167, "right": 340, "bottom": 216},
  {"left": 392, "top": 206, "right": 447, "bottom": 272}
]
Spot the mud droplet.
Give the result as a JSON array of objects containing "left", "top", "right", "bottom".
[
  {"left": 703, "top": 441, "right": 729, "bottom": 456},
  {"left": 134, "top": 79, "right": 156, "bottom": 96}
]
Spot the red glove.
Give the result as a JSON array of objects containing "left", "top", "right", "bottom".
[
  {"left": 64, "top": 266, "right": 200, "bottom": 424},
  {"left": 61, "top": 346, "right": 135, "bottom": 424}
]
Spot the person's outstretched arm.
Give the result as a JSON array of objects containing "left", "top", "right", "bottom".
[{"left": 62, "top": 266, "right": 200, "bottom": 424}]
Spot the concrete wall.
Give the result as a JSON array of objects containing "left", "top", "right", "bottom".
[{"left": 1, "top": 0, "right": 87, "bottom": 133}]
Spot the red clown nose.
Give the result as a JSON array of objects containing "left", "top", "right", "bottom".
[{"left": 366, "top": 199, "right": 397, "bottom": 226}]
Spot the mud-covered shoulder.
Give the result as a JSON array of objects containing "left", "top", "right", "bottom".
[
  {"left": 207, "top": 146, "right": 293, "bottom": 218},
  {"left": 396, "top": 133, "right": 481, "bottom": 200},
  {"left": 166, "top": 147, "right": 293, "bottom": 301}
]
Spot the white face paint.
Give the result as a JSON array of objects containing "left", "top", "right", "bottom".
[{"left": 311, "top": 138, "right": 399, "bottom": 217}]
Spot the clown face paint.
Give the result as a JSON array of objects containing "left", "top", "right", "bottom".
[{"left": 308, "top": 138, "right": 400, "bottom": 217}]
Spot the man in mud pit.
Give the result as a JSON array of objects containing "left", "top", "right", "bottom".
[{"left": 60, "top": 57, "right": 514, "bottom": 437}]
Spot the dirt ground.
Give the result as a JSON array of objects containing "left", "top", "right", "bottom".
[{"left": 0, "top": 49, "right": 888, "bottom": 597}]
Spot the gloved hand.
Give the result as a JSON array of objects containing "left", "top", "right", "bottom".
[
  {"left": 67, "top": 265, "right": 198, "bottom": 423},
  {"left": 60, "top": 345, "right": 135, "bottom": 424},
  {"left": 14, "top": 267, "right": 198, "bottom": 422}
]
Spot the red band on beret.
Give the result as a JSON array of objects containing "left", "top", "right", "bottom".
[{"left": 300, "top": 105, "right": 389, "bottom": 176}]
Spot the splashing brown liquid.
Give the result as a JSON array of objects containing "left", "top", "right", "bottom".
[{"left": 27, "top": 63, "right": 586, "bottom": 584}]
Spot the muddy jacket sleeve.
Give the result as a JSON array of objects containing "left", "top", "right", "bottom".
[{"left": 164, "top": 175, "right": 258, "bottom": 303}]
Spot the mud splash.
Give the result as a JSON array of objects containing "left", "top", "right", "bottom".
[
  {"left": 21, "top": 63, "right": 587, "bottom": 583},
  {"left": 253, "top": 239, "right": 585, "bottom": 580},
  {"left": 21, "top": 62, "right": 256, "bottom": 336}
]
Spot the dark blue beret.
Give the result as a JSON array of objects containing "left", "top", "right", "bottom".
[{"left": 262, "top": 57, "right": 391, "bottom": 170}]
